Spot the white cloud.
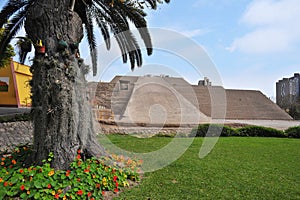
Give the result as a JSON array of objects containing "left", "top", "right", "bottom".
[
  {"left": 180, "top": 29, "right": 210, "bottom": 38},
  {"left": 228, "top": 0, "right": 300, "bottom": 54},
  {"left": 159, "top": 26, "right": 210, "bottom": 39}
]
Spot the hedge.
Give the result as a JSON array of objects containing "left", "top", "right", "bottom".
[
  {"left": 191, "top": 124, "right": 288, "bottom": 138},
  {"left": 285, "top": 126, "right": 300, "bottom": 138},
  {"left": 237, "top": 125, "right": 285, "bottom": 138},
  {"left": 190, "top": 124, "right": 238, "bottom": 137}
]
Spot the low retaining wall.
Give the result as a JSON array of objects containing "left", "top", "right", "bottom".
[{"left": 0, "top": 121, "right": 33, "bottom": 152}]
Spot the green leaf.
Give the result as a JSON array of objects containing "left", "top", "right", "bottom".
[
  {"left": 34, "top": 192, "right": 40, "bottom": 199},
  {"left": 34, "top": 180, "right": 42, "bottom": 189},
  {"left": 20, "top": 192, "right": 28, "bottom": 199},
  {"left": 61, "top": 174, "right": 66, "bottom": 180},
  {"left": 0, "top": 189, "right": 6, "bottom": 200}
]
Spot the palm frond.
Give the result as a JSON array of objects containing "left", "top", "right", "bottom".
[
  {"left": 0, "top": 6, "right": 28, "bottom": 56},
  {"left": 83, "top": 6, "right": 98, "bottom": 76},
  {"left": 0, "top": 0, "right": 28, "bottom": 28},
  {"left": 115, "top": 2, "right": 152, "bottom": 55},
  {"left": 95, "top": 17, "right": 111, "bottom": 50}
]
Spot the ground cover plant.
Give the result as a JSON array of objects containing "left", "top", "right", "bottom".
[
  {"left": 106, "top": 134, "right": 300, "bottom": 199},
  {"left": 0, "top": 145, "right": 141, "bottom": 199}
]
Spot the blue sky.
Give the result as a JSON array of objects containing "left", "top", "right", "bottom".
[
  {"left": 143, "top": 0, "right": 300, "bottom": 99},
  {"left": 1, "top": 0, "right": 300, "bottom": 99}
]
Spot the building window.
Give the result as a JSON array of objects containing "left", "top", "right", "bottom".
[
  {"left": 0, "top": 77, "right": 9, "bottom": 92},
  {"left": 119, "top": 80, "right": 129, "bottom": 90}
]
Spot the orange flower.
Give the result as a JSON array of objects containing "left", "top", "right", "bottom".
[
  {"left": 84, "top": 169, "right": 89, "bottom": 173},
  {"left": 1, "top": 162, "right": 4, "bottom": 166},
  {"left": 102, "top": 191, "right": 105, "bottom": 196},
  {"left": 48, "top": 170, "right": 55, "bottom": 176},
  {"left": 96, "top": 183, "right": 100, "bottom": 188},
  {"left": 19, "top": 169, "right": 24, "bottom": 173},
  {"left": 1, "top": 157, "right": 5, "bottom": 161},
  {"left": 20, "top": 185, "right": 25, "bottom": 191},
  {"left": 0, "top": 178, "right": 3, "bottom": 183},
  {"left": 27, "top": 190, "right": 30, "bottom": 195}
]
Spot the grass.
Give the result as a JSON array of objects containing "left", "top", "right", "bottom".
[{"left": 103, "top": 135, "right": 300, "bottom": 200}]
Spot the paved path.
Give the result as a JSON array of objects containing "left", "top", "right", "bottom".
[{"left": 0, "top": 107, "right": 31, "bottom": 116}]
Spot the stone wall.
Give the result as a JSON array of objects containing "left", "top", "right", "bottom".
[{"left": 0, "top": 121, "right": 33, "bottom": 152}]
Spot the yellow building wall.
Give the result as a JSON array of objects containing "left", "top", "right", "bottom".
[
  {"left": 13, "top": 62, "right": 32, "bottom": 107},
  {"left": 0, "top": 62, "right": 17, "bottom": 106},
  {"left": 0, "top": 61, "right": 32, "bottom": 107}
]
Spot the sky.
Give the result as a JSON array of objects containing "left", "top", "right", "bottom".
[{"left": 1, "top": 0, "right": 300, "bottom": 99}]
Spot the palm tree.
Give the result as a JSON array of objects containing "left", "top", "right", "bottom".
[{"left": 0, "top": 0, "right": 170, "bottom": 170}]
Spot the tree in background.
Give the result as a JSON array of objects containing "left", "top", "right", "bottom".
[
  {"left": 0, "top": 27, "right": 15, "bottom": 67},
  {"left": 0, "top": 0, "right": 170, "bottom": 169}
]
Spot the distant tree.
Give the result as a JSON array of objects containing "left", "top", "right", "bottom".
[
  {"left": 0, "top": 0, "right": 170, "bottom": 169},
  {"left": 0, "top": 27, "right": 15, "bottom": 67}
]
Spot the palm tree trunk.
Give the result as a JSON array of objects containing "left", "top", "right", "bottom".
[{"left": 25, "top": 0, "right": 105, "bottom": 170}]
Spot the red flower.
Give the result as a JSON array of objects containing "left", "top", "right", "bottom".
[
  {"left": 114, "top": 188, "right": 118, "bottom": 193},
  {"left": 96, "top": 183, "right": 100, "bottom": 188},
  {"left": 11, "top": 160, "right": 17, "bottom": 165},
  {"left": 77, "top": 178, "right": 81, "bottom": 182},
  {"left": 87, "top": 192, "right": 92, "bottom": 197},
  {"left": 102, "top": 191, "right": 105, "bottom": 196},
  {"left": 47, "top": 184, "right": 51, "bottom": 189},
  {"left": 3, "top": 182, "right": 8, "bottom": 187},
  {"left": 66, "top": 170, "right": 71, "bottom": 177},
  {"left": 54, "top": 194, "right": 59, "bottom": 199},
  {"left": 76, "top": 190, "right": 83, "bottom": 195},
  {"left": 20, "top": 185, "right": 25, "bottom": 191},
  {"left": 91, "top": 198, "right": 95, "bottom": 200},
  {"left": 115, "top": 181, "right": 119, "bottom": 187},
  {"left": 77, "top": 155, "right": 81, "bottom": 159},
  {"left": 113, "top": 176, "right": 117, "bottom": 182},
  {"left": 84, "top": 169, "right": 90, "bottom": 173},
  {"left": 77, "top": 149, "right": 81, "bottom": 154}
]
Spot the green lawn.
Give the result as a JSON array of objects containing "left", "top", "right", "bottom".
[{"left": 102, "top": 135, "right": 300, "bottom": 200}]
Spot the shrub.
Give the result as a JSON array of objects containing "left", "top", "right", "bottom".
[
  {"left": 0, "top": 145, "right": 141, "bottom": 200},
  {"left": 0, "top": 113, "right": 31, "bottom": 123},
  {"left": 237, "top": 126, "right": 285, "bottom": 138},
  {"left": 285, "top": 126, "right": 300, "bottom": 138},
  {"left": 191, "top": 124, "right": 238, "bottom": 137}
]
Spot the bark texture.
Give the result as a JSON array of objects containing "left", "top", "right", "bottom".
[{"left": 25, "top": 0, "right": 105, "bottom": 169}]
